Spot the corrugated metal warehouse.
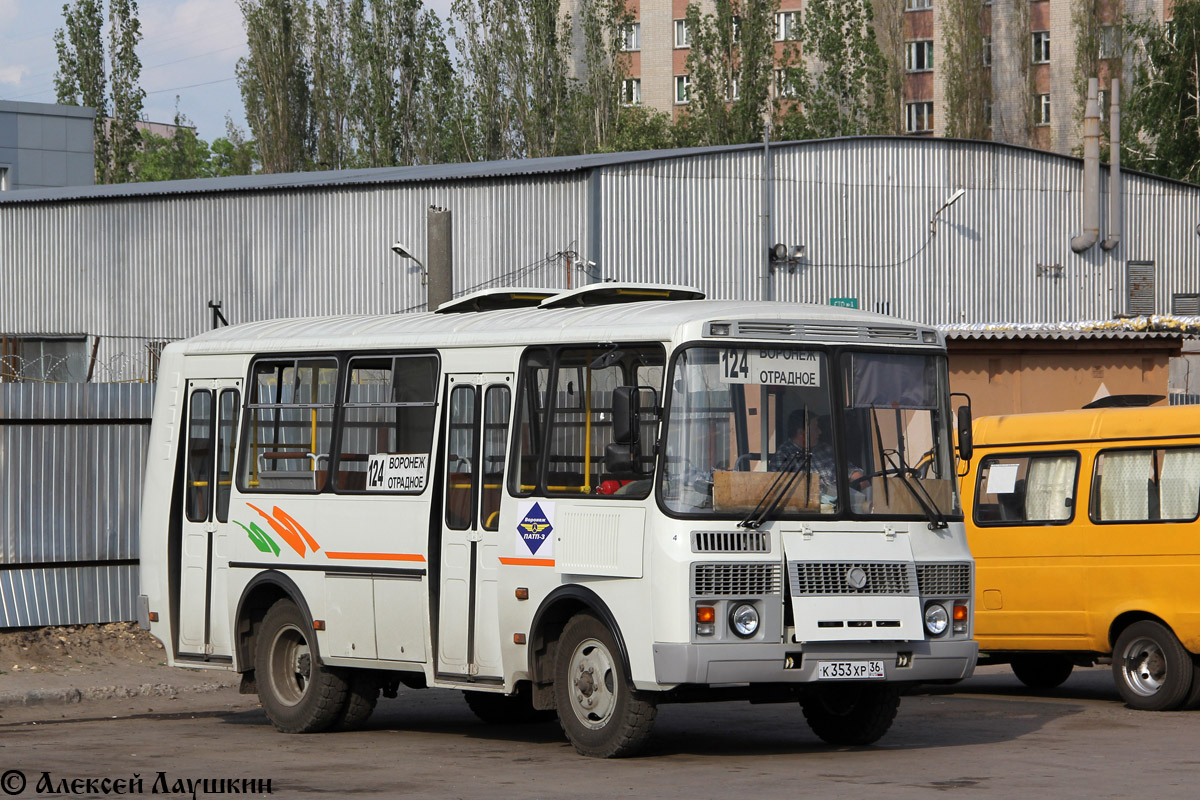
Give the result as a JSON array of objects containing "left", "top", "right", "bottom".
[{"left": 2, "top": 135, "right": 1199, "bottom": 626}]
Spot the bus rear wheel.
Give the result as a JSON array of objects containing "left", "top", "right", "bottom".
[
  {"left": 801, "top": 684, "right": 901, "bottom": 746},
  {"left": 333, "top": 672, "right": 380, "bottom": 731},
  {"left": 255, "top": 599, "right": 348, "bottom": 733},
  {"left": 553, "top": 614, "right": 657, "bottom": 758},
  {"left": 1113, "top": 621, "right": 1192, "bottom": 711},
  {"left": 1010, "top": 654, "right": 1074, "bottom": 690}
]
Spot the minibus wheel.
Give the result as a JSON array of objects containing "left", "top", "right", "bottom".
[
  {"left": 1113, "top": 621, "right": 1192, "bottom": 711},
  {"left": 800, "top": 684, "right": 901, "bottom": 746},
  {"left": 1010, "top": 654, "right": 1074, "bottom": 690},
  {"left": 256, "top": 599, "right": 349, "bottom": 733},
  {"left": 464, "top": 684, "right": 556, "bottom": 724},
  {"left": 553, "top": 613, "right": 658, "bottom": 757}
]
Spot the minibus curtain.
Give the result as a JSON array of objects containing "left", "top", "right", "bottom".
[
  {"left": 1099, "top": 451, "right": 1152, "bottom": 521},
  {"left": 1024, "top": 456, "right": 1074, "bottom": 521},
  {"left": 1160, "top": 448, "right": 1200, "bottom": 520}
]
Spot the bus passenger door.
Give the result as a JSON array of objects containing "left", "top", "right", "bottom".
[
  {"left": 437, "top": 374, "right": 512, "bottom": 680},
  {"left": 178, "top": 380, "right": 242, "bottom": 659}
]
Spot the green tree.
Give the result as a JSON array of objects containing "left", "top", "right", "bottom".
[
  {"left": 131, "top": 112, "right": 211, "bottom": 182},
  {"left": 776, "top": 0, "right": 891, "bottom": 138},
  {"left": 210, "top": 118, "right": 260, "bottom": 176},
  {"left": 678, "top": 0, "right": 781, "bottom": 147},
  {"left": 54, "top": 0, "right": 110, "bottom": 182},
  {"left": 572, "top": 0, "right": 633, "bottom": 151},
  {"left": 237, "top": 0, "right": 313, "bottom": 173},
  {"left": 107, "top": 0, "right": 145, "bottom": 182},
  {"left": 871, "top": 0, "right": 907, "bottom": 134},
  {"left": 941, "top": 0, "right": 990, "bottom": 139},
  {"left": 310, "top": 0, "right": 354, "bottom": 169},
  {"left": 601, "top": 104, "right": 676, "bottom": 152},
  {"left": 1123, "top": 0, "right": 1200, "bottom": 182}
]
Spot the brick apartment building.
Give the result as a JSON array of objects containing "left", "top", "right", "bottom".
[{"left": 592, "top": 0, "right": 1172, "bottom": 155}]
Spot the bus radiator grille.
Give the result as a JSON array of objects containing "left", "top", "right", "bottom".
[
  {"left": 789, "top": 562, "right": 915, "bottom": 596},
  {"left": 915, "top": 563, "right": 972, "bottom": 597},
  {"left": 692, "top": 563, "right": 783, "bottom": 597},
  {"left": 691, "top": 531, "right": 771, "bottom": 554}
]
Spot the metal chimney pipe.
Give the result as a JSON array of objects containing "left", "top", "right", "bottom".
[
  {"left": 1102, "top": 79, "right": 1122, "bottom": 251},
  {"left": 1071, "top": 78, "right": 1101, "bottom": 253},
  {"left": 427, "top": 206, "right": 453, "bottom": 311}
]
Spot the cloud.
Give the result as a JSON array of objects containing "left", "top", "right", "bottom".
[
  {"left": 0, "top": 0, "right": 18, "bottom": 26},
  {"left": 0, "top": 64, "right": 27, "bottom": 86}
]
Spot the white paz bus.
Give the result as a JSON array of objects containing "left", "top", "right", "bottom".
[{"left": 139, "top": 284, "right": 976, "bottom": 757}]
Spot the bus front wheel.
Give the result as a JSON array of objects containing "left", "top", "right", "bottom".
[
  {"left": 1113, "top": 621, "right": 1193, "bottom": 711},
  {"left": 801, "top": 684, "right": 901, "bottom": 746},
  {"left": 255, "top": 599, "right": 348, "bottom": 733},
  {"left": 553, "top": 614, "right": 657, "bottom": 758}
]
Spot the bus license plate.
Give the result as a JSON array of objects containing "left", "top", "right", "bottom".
[{"left": 817, "top": 660, "right": 886, "bottom": 680}]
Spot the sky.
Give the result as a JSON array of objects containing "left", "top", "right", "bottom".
[{"left": 0, "top": 0, "right": 453, "bottom": 145}]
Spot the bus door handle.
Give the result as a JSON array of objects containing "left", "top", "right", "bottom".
[{"left": 467, "top": 530, "right": 483, "bottom": 543}]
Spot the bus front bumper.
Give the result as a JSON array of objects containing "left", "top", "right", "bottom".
[{"left": 651, "top": 639, "right": 978, "bottom": 686}]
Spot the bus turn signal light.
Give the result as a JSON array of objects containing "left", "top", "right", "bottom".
[
  {"left": 696, "top": 606, "right": 716, "bottom": 636},
  {"left": 148, "top": 612, "right": 158, "bottom": 622},
  {"left": 313, "top": 619, "right": 326, "bottom": 631},
  {"left": 515, "top": 587, "right": 529, "bottom": 600},
  {"left": 953, "top": 605, "right": 967, "bottom": 621}
]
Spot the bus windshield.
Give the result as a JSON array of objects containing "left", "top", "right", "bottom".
[{"left": 659, "top": 345, "right": 961, "bottom": 521}]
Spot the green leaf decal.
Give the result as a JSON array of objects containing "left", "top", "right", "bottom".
[{"left": 235, "top": 520, "right": 280, "bottom": 556}]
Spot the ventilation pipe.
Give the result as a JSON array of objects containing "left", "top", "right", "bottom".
[
  {"left": 1102, "top": 79, "right": 1122, "bottom": 251},
  {"left": 427, "top": 206, "right": 453, "bottom": 312},
  {"left": 1071, "top": 78, "right": 1101, "bottom": 253}
]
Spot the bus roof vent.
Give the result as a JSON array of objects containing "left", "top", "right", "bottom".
[
  {"left": 434, "top": 287, "right": 558, "bottom": 314},
  {"left": 865, "top": 326, "right": 920, "bottom": 341},
  {"left": 539, "top": 283, "right": 705, "bottom": 309}
]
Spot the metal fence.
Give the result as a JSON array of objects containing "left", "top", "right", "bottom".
[{"left": 0, "top": 383, "right": 153, "bottom": 627}]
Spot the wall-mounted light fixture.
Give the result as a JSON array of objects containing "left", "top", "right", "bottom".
[
  {"left": 391, "top": 240, "right": 428, "bottom": 285},
  {"left": 929, "top": 188, "right": 966, "bottom": 235},
  {"left": 769, "top": 243, "right": 806, "bottom": 273}
]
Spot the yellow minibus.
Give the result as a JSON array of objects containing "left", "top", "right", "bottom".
[{"left": 962, "top": 405, "right": 1200, "bottom": 710}]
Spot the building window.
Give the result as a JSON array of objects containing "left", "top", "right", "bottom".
[
  {"left": 775, "top": 11, "right": 800, "bottom": 41},
  {"left": 0, "top": 166, "right": 8, "bottom": 191},
  {"left": 621, "top": 78, "right": 641, "bottom": 105},
  {"left": 1127, "top": 261, "right": 1155, "bottom": 315},
  {"left": 731, "top": 15, "right": 741, "bottom": 41},
  {"left": 906, "top": 40, "right": 933, "bottom": 72},
  {"left": 1172, "top": 293, "right": 1200, "bottom": 315},
  {"left": 1036, "top": 93, "right": 1051, "bottom": 125},
  {"left": 775, "top": 69, "right": 797, "bottom": 98},
  {"left": 906, "top": 101, "right": 934, "bottom": 133},
  {"left": 906, "top": 0, "right": 932, "bottom": 10},
  {"left": 984, "top": 99, "right": 993, "bottom": 127},
  {"left": 675, "top": 74, "right": 691, "bottom": 104},
  {"left": 619, "top": 22, "right": 640, "bottom": 52},
  {"left": 1099, "top": 25, "right": 1121, "bottom": 59},
  {"left": 1032, "top": 31, "right": 1050, "bottom": 63},
  {"left": 1098, "top": 88, "right": 1109, "bottom": 113},
  {"left": 674, "top": 18, "right": 690, "bottom": 48},
  {"left": 983, "top": 35, "right": 992, "bottom": 66}
]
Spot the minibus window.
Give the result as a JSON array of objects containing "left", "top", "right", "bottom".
[
  {"left": 974, "top": 453, "right": 1079, "bottom": 526},
  {"left": 1092, "top": 447, "right": 1200, "bottom": 523},
  {"left": 240, "top": 358, "right": 338, "bottom": 493}
]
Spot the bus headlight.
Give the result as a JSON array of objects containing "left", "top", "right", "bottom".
[
  {"left": 924, "top": 603, "right": 949, "bottom": 636},
  {"left": 730, "top": 602, "right": 760, "bottom": 638}
]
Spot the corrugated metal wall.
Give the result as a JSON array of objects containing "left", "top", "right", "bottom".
[{"left": 0, "top": 383, "right": 153, "bottom": 627}]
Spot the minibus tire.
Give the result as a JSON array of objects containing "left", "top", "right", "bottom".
[
  {"left": 800, "top": 684, "right": 901, "bottom": 746},
  {"left": 1181, "top": 655, "right": 1200, "bottom": 710},
  {"left": 553, "top": 613, "right": 658, "bottom": 758},
  {"left": 1112, "top": 621, "right": 1192, "bottom": 711},
  {"left": 1010, "top": 654, "right": 1074, "bottom": 690},
  {"left": 333, "top": 672, "right": 380, "bottom": 731},
  {"left": 464, "top": 684, "right": 556, "bottom": 724},
  {"left": 256, "top": 600, "right": 349, "bottom": 733}
]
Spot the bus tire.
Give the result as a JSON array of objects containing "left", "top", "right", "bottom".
[
  {"left": 1010, "top": 654, "right": 1074, "bottom": 690},
  {"left": 1113, "top": 621, "right": 1193, "bottom": 711},
  {"left": 333, "top": 672, "right": 380, "bottom": 731},
  {"left": 553, "top": 613, "right": 657, "bottom": 758},
  {"left": 255, "top": 599, "right": 348, "bottom": 733},
  {"left": 801, "top": 684, "right": 901, "bottom": 746},
  {"left": 464, "top": 684, "right": 556, "bottom": 724}
]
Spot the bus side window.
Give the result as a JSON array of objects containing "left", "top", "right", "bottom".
[
  {"left": 215, "top": 389, "right": 239, "bottom": 522},
  {"left": 509, "top": 349, "right": 551, "bottom": 496},
  {"left": 240, "top": 359, "right": 338, "bottom": 493},
  {"left": 1092, "top": 447, "right": 1200, "bottom": 523},
  {"left": 446, "top": 384, "right": 478, "bottom": 530},
  {"left": 481, "top": 385, "right": 511, "bottom": 531}
]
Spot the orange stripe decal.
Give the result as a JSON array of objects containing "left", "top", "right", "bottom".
[
  {"left": 273, "top": 506, "right": 321, "bottom": 554},
  {"left": 325, "top": 551, "right": 427, "bottom": 563},
  {"left": 498, "top": 557, "right": 556, "bottom": 567},
  {"left": 247, "top": 503, "right": 306, "bottom": 557}
]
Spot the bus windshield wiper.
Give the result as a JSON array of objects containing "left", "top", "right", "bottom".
[
  {"left": 870, "top": 406, "right": 946, "bottom": 530},
  {"left": 739, "top": 449, "right": 813, "bottom": 530}
]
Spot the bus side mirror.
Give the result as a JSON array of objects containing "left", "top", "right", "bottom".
[
  {"left": 612, "top": 386, "right": 640, "bottom": 445},
  {"left": 957, "top": 406, "right": 974, "bottom": 461},
  {"left": 605, "top": 442, "right": 642, "bottom": 477}
]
